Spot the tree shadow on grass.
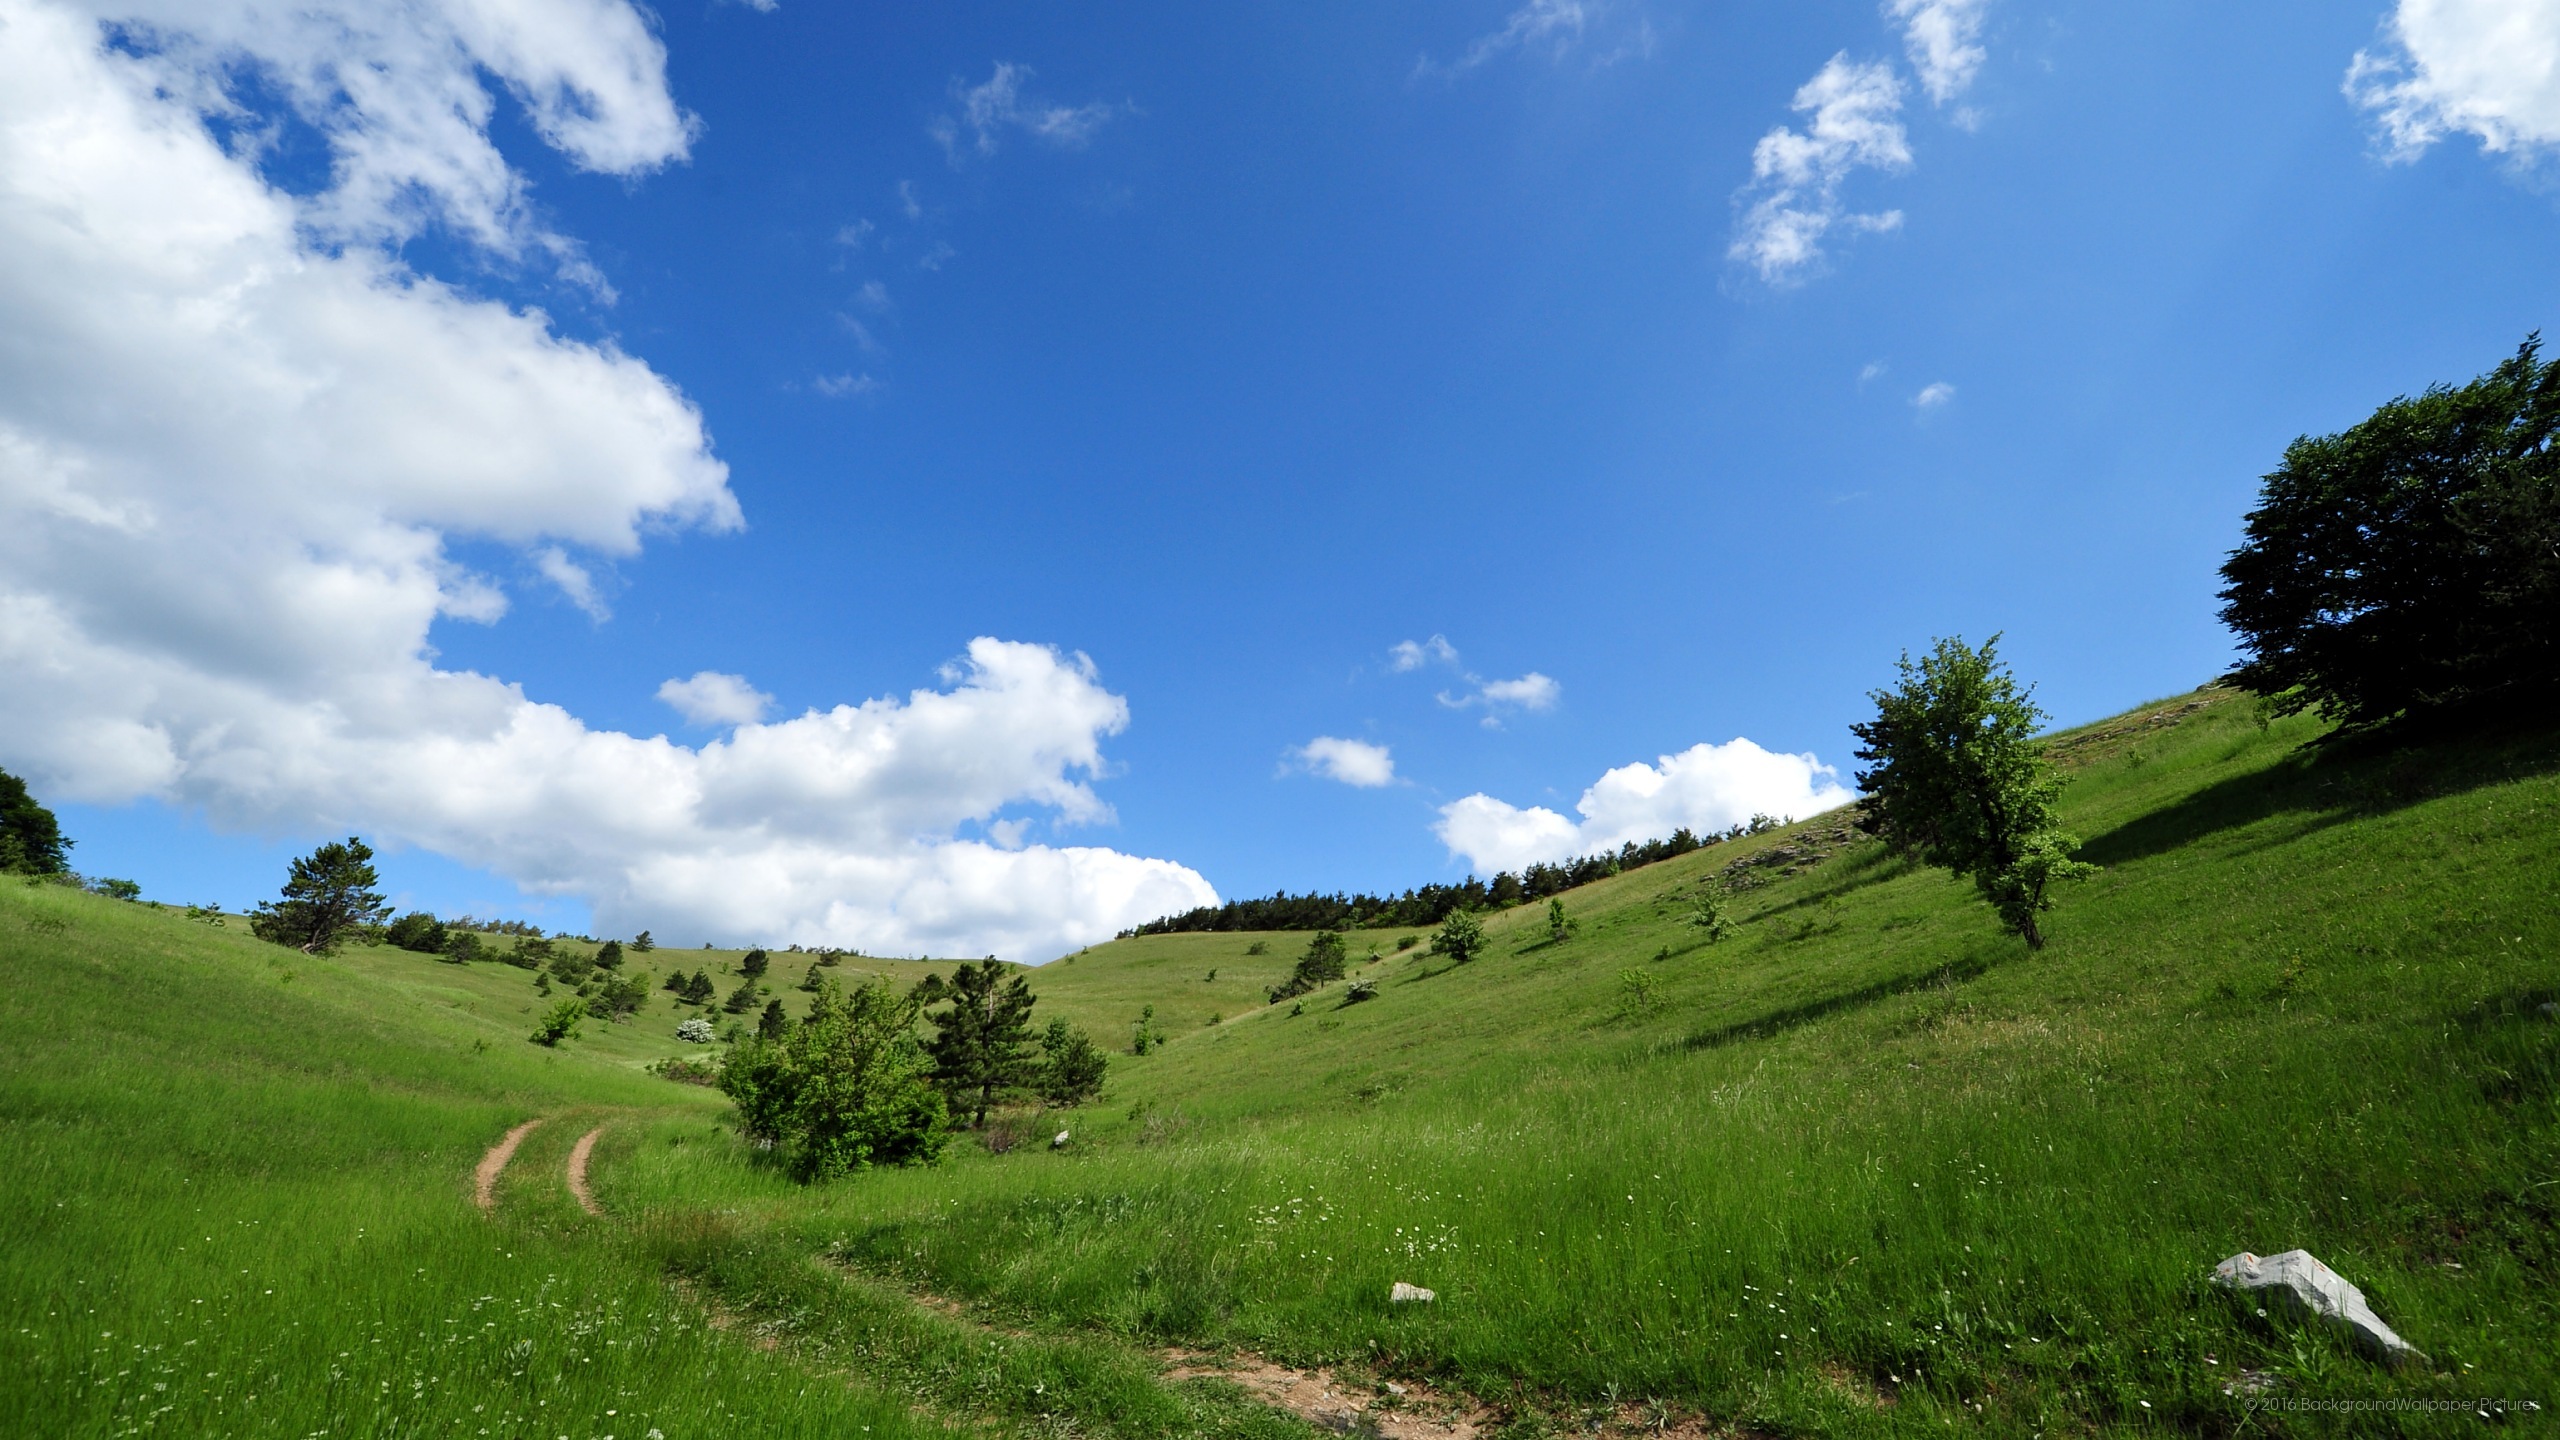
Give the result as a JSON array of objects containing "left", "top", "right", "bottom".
[
  {"left": 2077, "top": 721, "right": 2560, "bottom": 868},
  {"left": 1676, "top": 951, "right": 2008, "bottom": 1052}
]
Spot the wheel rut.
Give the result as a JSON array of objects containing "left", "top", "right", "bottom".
[
  {"left": 565, "top": 1125, "right": 606, "bottom": 1215},
  {"left": 472, "top": 1118, "right": 544, "bottom": 1214}
]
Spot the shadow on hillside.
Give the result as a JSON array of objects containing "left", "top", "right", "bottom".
[
  {"left": 2078, "top": 722, "right": 2560, "bottom": 869},
  {"left": 1677, "top": 952, "right": 2004, "bottom": 1052}
]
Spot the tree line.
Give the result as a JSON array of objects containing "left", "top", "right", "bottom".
[{"left": 1121, "top": 822, "right": 1785, "bottom": 937}]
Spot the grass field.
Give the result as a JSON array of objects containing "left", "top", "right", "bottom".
[{"left": 6, "top": 686, "right": 2556, "bottom": 1437}]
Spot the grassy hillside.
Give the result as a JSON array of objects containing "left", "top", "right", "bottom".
[{"left": 7, "top": 686, "right": 2555, "bottom": 1438}]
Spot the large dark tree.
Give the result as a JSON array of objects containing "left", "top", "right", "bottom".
[
  {"left": 249, "top": 837, "right": 389, "bottom": 955},
  {"left": 1852, "top": 636, "right": 2095, "bottom": 949},
  {"left": 2220, "top": 338, "right": 2560, "bottom": 729},
  {"left": 0, "top": 767, "right": 71, "bottom": 875},
  {"left": 914, "top": 958, "right": 1039, "bottom": 1128}
]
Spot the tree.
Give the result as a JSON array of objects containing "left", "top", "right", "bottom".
[
  {"left": 1130, "top": 1004, "right": 1164, "bottom": 1055},
  {"left": 684, "top": 970, "right": 716, "bottom": 1005},
  {"left": 757, "top": 997, "right": 790, "bottom": 1041},
  {"left": 717, "top": 976, "right": 948, "bottom": 1181},
  {"left": 249, "top": 837, "right": 389, "bottom": 955},
  {"left": 0, "top": 767, "right": 71, "bottom": 876},
  {"left": 1034, "top": 1018, "right": 1108, "bottom": 1107},
  {"left": 630, "top": 930, "right": 655, "bottom": 953},
  {"left": 1690, "top": 886, "right": 1734, "bottom": 943},
  {"left": 2220, "top": 338, "right": 2560, "bottom": 730},
  {"left": 1850, "top": 636, "right": 2095, "bottom": 949},
  {"left": 531, "top": 999, "right": 584, "bottom": 1046},
  {"left": 440, "top": 930, "right": 483, "bottom": 964},
  {"left": 386, "top": 911, "right": 448, "bottom": 954},
  {"left": 722, "top": 978, "right": 760, "bottom": 1014},
  {"left": 739, "top": 948, "right": 769, "bottom": 980},
  {"left": 587, "top": 969, "right": 650, "bottom": 1022},
  {"left": 1266, "top": 930, "right": 1351, "bottom": 1003},
  {"left": 1546, "top": 898, "right": 1578, "bottom": 944},
  {"left": 92, "top": 878, "right": 142, "bottom": 901},
  {"left": 594, "top": 939, "right": 624, "bottom": 970},
  {"left": 913, "top": 958, "right": 1039, "bottom": 1128},
  {"left": 1429, "top": 909, "right": 1487, "bottom": 965}
]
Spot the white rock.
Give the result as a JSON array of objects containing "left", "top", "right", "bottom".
[
  {"left": 1052, "top": 1130, "right": 1071, "bottom": 1148},
  {"left": 2213, "top": 1250, "right": 2425, "bottom": 1367},
  {"left": 1389, "top": 1281, "right": 1434, "bottom": 1304}
]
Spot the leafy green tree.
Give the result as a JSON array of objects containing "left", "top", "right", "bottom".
[
  {"left": 1266, "top": 930, "right": 1352, "bottom": 1003},
  {"left": 914, "top": 958, "right": 1039, "bottom": 1128},
  {"left": 0, "top": 767, "right": 71, "bottom": 876},
  {"left": 439, "top": 930, "right": 483, "bottom": 964},
  {"left": 1851, "top": 636, "right": 2096, "bottom": 948},
  {"left": 1546, "top": 898, "right": 1577, "bottom": 943},
  {"left": 1130, "top": 1004, "right": 1164, "bottom": 1055},
  {"left": 757, "top": 997, "right": 789, "bottom": 1041},
  {"left": 531, "top": 1000, "right": 584, "bottom": 1046},
  {"left": 739, "top": 948, "right": 769, "bottom": 980},
  {"left": 2220, "top": 338, "right": 2560, "bottom": 729},
  {"left": 1429, "top": 909, "right": 1487, "bottom": 965},
  {"left": 92, "top": 878, "right": 141, "bottom": 901},
  {"left": 587, "top": 968, "right": 650, "bottom": 1022},
  {"left": 630, "top": 930, "right": 655, "bottom": 952},
  {"left": 1690, "top": 886, "right": 1734, "bottom": 943},
  {"left": 1033, "top": 1018, "right": 1108, "bottom": 1107},
  {"left": 718, "top": 976, "right": 948, "bottom": 1181},
  {"left": 593, "top": 939, "right": 624, "bottom": 970},
  {"left": 249, "top": 837, "right": 389, "bottom": 955},
  {"left": 385, "top": 911, "right": 448, "bottom": 954}
]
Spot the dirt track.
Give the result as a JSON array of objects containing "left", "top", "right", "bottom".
[
  {"left": 566, "top": 1125, "right": 606, "bottom": 1215},
  {"left": 473, "top": 1118, "right": 544, "bottom": 1213}
]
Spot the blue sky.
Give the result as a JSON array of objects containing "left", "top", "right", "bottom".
[{"left": 10, "top": 0, "right": 2556, "bottom": 955}]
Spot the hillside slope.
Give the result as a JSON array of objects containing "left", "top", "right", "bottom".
[{"left": 612, "top": 688, "right": 2560, "bottom": 1436}]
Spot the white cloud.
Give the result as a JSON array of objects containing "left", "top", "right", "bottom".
[
  {"left": 1389, "top": 634, "right": 1460, "bottom": 672},
  {"left": 934, "top": 62, "right": 1120, "bottom": 163},
  {"left": 1288, "top": 736, "right": 1397, "bottom": 788},
  {"left": 813, "top": 372, "right": 878, "bottom": 398},
  {"left": 1475, "top": 673, "right": 1562, "bottom": 711},
  {"left": 656, "top": 671, "right": 772, "bottom": 727},
  {"left": 1729, "top": 55, "right": 1911, "bottom": 285},
  {"left": 1415, "top": 0, "right": 1657, "bottom": 79},
  {"left": 0, "top": 0, "right": 1212, "bottom": 961},
  {"left": 534, "top": 546, "right": 609, "bottom": 620},
  {"left": 1887, "top": 0, "right": 1989, "bottom": 106},
  {"left": 1434, "top": 738, "right": 1854, "bottom": 873},
  {"left": 2347, "top": 0, "right": 2560, "bottom": 159},
  {"left": 1912, "top": 380, "right": 1956, "bottom": 410}
]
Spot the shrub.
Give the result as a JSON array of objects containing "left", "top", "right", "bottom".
[
  {"left": 1244, "top": 941, "right": 1269, "bottom": 956},
  {"left": 586, "top": 969, "right": 649, "bottom": 1022},
  {"left": 2220, "top": 337, "right": 2560, "bottom": 729},
  {"left": 1395, "top": 935, "right": 1418, "bottom": 951},
  {"left": 593, "top": 939, "right": 624, "bottom": 970},
  {"left": 1429, "top": 909, "right": 1487, "bottom": 965},
  {"left": 386, "top": 911, "right": 448, "bottom": 954},
  {"left": 674, "top": 1016, "right": 717, "bottom": 1044},
  {"left": 1690, "top": 887, "right": 1734, "bottom": 943},
  {"left": 1618, "top": 969, "right": 1659, "bottom": 1014},
  {"left": 91, "top": 878, "right": 141, "bottom": 901},
  {"left": 1342, "top": 978, "right": 1378, "bottom": 1005},
  {"left": 1546, "top": 898, "right": 1577, "bottom": 944},
  {"left": 648, "top": 1055, "right": 717, "bottom": 1085},
  {"left": 1129, "top": 1004, "right": 1164, "bottom": 1055},
  {"left": 530, "top": 1000, "right": 584, "bottom": 1046},
  {"left": 716, "top": 977, "right": 949, "bottom": 1181}
]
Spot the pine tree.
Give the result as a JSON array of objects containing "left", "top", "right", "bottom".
[
  {"left": 594, "top": 939, "right": 624, "bottom": 970},
  {"left": 631, "top": 930, "right": 655, "bottom": 953},
  {"left": 722, "top": 978, "right": 760, "bottom": 1014},
  {"left": 249, "top": 837, "right": 389, "bottom": 955},
  {"left": 739, "top": 948, "right": 769, "bottom": 980},
  {"left": 757, "top": 997, "right": 789, "bottom": 1041},
  {"left": 913, "top": 959, "right": 1039, "bottom": 1128},
  {"left": 1034, "top": 1018, "right": 1108, "bottom": 1107}
]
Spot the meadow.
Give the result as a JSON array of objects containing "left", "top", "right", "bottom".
[{"left": 5, "top": 688, "right": 2555, "bottom": 1437}]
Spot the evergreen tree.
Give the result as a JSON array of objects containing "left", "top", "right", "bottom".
[
  {"left": 249, "top": 837, "right": 389, "bottom": 955},
  {"left": 663, "top": 969, "right": 688, "bottom": 993},
  {"left": 685, "top": 970, "right": 716, "bottom": 1005},
  {"left": 631, "top": 930, "right": 655, "bottom": 952},
  {"left": 1034, "top": 1018, "right": 1108, "bottom": 1107},
  {"left": 722, "top": 977, "right": 761, "bottom": 1014},
  {"left": 594, "top": 939, "right": 624, "bottom": 970},
  {"left": 739, "top": 948, "right": 769, "bottom": 980},
  {"left": 0, "top": 766, "right": 71, "bottom": 876},
  {"left": 1546, "top": 898, "right": 1577, "bottom": 944},
  {"left": 913, "top": 958, "right": 1038, "bottom": 1128},
  {"left": 1851, "top": 635, "right": 2096, "bottom": 948},
  {"left": 385, "top": 911, "right": 447, "bottom": 954},
  {"left": 758, "top": 997, "right": 789, "bottom": 1041}
]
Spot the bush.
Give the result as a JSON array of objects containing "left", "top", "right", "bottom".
[
  {"left": 1129, "top": 1004, "right": 1164, "bottom": 1056},
  {"left": 1395, "top": 935, "right": 1418, "bottom": 951},
  {"left": 1429, "top": 909, "right": 1487, "bottom": 965},
  {"left": 593, "top": 938, "right": 624, "bottom": 970},
  {"left": 1690, "top": 887, "right": 1734, "bottom": 943},
  {"left": 91, "top": 878, "right": 141, "bottom": 901},
  {"left": 2221, "top": 337, "right": 2560, "bottom": 729},
  {"left": 530, "top": 1000, "right": 584, "bottom": 1046},
  {"left": 648, "top": 1055, "right": 717, "bottom": 1085},
  {"left": 716, "top": 976, "right": 949, "bottom": 1182},
  {"left": 674, "top": 1016, "right": 717, "bottom": 1044},
  {"left": 586, "top": 969, "right": 649, "bottom": 1022},
  {"left": 1342, "top": 978, "right": 1378, "bottom": 1005},
  {"left": 1546, "top": 898, "right": 1577, "bottom": 943},
  {"left": 386, "top": 911, "right": 447, "bottom": 954}
]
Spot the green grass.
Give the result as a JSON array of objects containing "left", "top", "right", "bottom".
[{"left": 8, "top": 687, "right": 2557, "bottom": 1438}]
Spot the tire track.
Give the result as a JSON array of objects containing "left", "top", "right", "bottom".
[
  {"left": 566, "top": 1125, "right": 606, "bottom": 1215},
  {"left": 473, "top": 1118, "right": 544, "bottom": 1214}
]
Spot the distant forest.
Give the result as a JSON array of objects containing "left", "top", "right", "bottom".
[{"left": 1123, "top": 819, "right": 1785, "bottom": 937}]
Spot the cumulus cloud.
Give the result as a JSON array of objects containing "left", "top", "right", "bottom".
[
  {"left": 2348, "top": 0, "right": 2560, "bottom": 160},
  {"left": 1288, "top": 736, "right": 1397, "bottom": 788},
  {"left": 657, "top": 671, "right": 773, "bottom": 727},
  {"left": 1728, "top": 55, "right": 1911, "bottom": 284},
  {"left": 1887, "top": 0, "right": 1989, "bottom": 106},
  {"left": 0, "top": 0, "right": 1211, "bottom": 960},
  {"left": 1389, "top": 634, "right": 1460, "bottom": 672},
  {"left": 1434, "top": 738, "right": 1855, "bottom": 873},
  {"left": 932, "top": 62, "right": 1120, "bottom": 163}
]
